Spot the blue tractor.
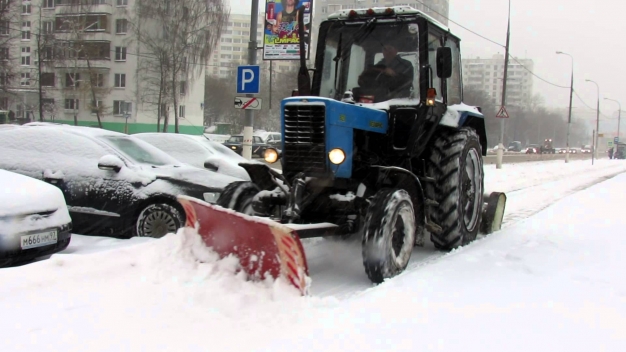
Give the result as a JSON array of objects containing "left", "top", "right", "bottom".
[{"left": 217, "top": 6, "right": 506, "bottom": 284}]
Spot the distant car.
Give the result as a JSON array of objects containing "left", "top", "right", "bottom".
[
  {"left": 507, "top": 141, "right": 522, "bottom": 152},
  {"left": 0, "top": 169, "right": 72, "bottom": 267},
  {"left": 223, "top": 135, "right": 268, "bottom": 157},
  {"left": 134, "top": 133, "right": 254, "bottom": 180},
  {"left": 0, "top": 125, "right": 241, "bottom": 238},
  {"left": 255, "top": 131, "right": 282, "bottom": 147}
]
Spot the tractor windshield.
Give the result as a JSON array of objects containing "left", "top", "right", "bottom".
[{"left": 318, "top": 20, "right": 420, "bottom": 104}]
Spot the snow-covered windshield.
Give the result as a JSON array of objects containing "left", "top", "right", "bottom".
[
  {"left": 318, "top": 20, "right": 420, "bottom": 103},
  {"left": 99, "top": 136, "right": 180, "bottom": 166}
]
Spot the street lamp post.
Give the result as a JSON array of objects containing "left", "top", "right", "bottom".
[
  {"left": 586, "top": 79, "right": 600, "bottom": 165},
  {"left": 556, "top": 51, "right": 573, "bottom": 163},
  {"left": 604, "top": 97, "right": 621, "bottom": 149},
  {"left": 496, "top": 0, "right": 512, "bottom": 170}
]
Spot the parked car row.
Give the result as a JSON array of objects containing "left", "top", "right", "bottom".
[{"left": 0, "top": 123, "right": 266, "bottom": 267}]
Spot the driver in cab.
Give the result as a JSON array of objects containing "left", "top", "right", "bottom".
[{"left": 357, "top": 42, "right": 414, "bottom": 102}]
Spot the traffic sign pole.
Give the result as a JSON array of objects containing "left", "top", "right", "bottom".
[{"left": 243, "top": 0, "right": 260, "bottom": 161}]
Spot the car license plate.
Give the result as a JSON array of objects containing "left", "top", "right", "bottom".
[{"left": 21, "top": 231, "right": 58, "bottom": 250}]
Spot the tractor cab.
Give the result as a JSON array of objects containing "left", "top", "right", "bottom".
[{"left": 312, "top": 6, "right": 462, "bottom": 106}]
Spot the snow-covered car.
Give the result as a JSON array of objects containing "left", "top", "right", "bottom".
[
  {"left": 0, "top": 169, "right": 72, "bottom": 267},
  {"left": 134, "top": 133, "right": 254, "bottom": 180},
  {"left": 0, "top": 125, "right": 241, "bottom": 238}
]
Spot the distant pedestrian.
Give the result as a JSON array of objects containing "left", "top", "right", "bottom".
[{"left": 608, "top": 148, "right": 614, "bottom": 159}]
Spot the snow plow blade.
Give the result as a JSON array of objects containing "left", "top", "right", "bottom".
[
  {"left": 481, "top": 192, "right": 507, "bottom": 234},
  {"left": 176, "top": 196, "right": 309, "bottom": 295}
]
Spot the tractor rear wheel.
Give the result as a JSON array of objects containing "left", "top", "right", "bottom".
[
  {"left": 216, "top": 181, "right": 260, "bottom": 216},
  {"left": 362, "top": 188, "right": 416, "bottom": 284},
  {"left": 425, "top": 127, "right": 484, "bottom": 250}
]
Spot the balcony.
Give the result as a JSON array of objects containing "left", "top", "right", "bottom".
[{"left": 54, "top": 1, "right": 113, "bottom": 15}]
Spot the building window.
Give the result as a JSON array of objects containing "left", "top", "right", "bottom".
[
  {"left": 43, "top": 0, "right": 54, "bottom": 9},
  {"left": 22, "top": 4, "right": 31, "bottom": 15},
  {"left": 22, "top": 21, "right": 30, "bottom": 28},
  {"left": 114, "top": 73, "right": 125, "bottom": 88},
  {"left": 113, "top": 100, "right": 131, "bottom": 115},
  {"left": 179, "top": 105, "right": 185, "bottom": 118},
  {"left": 21, "top": 47, "right": 30, "bottom": 65},
  {"left": 21, "top": 30, "right": 30, "bottom": 40},
  {"left": 0, "top": 21, "right": 8, "bottom": 35},
  {"left": 116, "top": 0, "right": 128, "bottom": 6},
  {"left": 0, "top": 73, "right": 8, "bottom": 86},
  {"left": 115, "top": 19, "right": 127, "bottom": 34},
  {"left": 41, "top": 72, "right": 55, "bottom": 86},
  {"left": 0, "top": 97, "right": 9, "bottom": 109},
  {"left": 65, "top": 99, "right": 79, "bottom": 110},
  {"left": 43, "top": 21, "right": 54, "bottom": 34},
  {"left": 180, "top": 81, "right": 186, "bottom": 95},
  {"left": 115, "top": 46, "right": 126, "bottom": 61},
  {"left": 91, "top": 73, "right": 104, "bottom": 87},
  {"left": 66, "top": 73, "right": 80, "bottom": 87},
  {"left": 90, "top": 100, "right": 102, "bottom": 113},
  {"left": 20, "top": 72, "right": 30, "bottom": 86},
  {"left": 42, "top": 46, "right": 54, "bottom": 60},
  {"left": 0, "top": 47, "right": 8, "bottom": 60}
]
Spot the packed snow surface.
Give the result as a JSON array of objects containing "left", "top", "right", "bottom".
[{"left": 1, "top": 159, "right": 626, "bottom": 351}]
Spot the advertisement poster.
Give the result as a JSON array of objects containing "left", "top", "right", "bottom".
[{"left": 263, "top": 0, "right": 313, "bottom": 60}]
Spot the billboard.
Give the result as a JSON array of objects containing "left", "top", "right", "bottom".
[{"left": 263, "top": 0, "right": 313, "bottom": 60}]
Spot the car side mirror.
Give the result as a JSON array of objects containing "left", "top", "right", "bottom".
[
  {"left": 98, "top": 155, "right": 123, "bottom": 172},
  {"left": 436, "top": 47, "right": 452, "bottom": 79},
  {"left": 204, "top": 159, "right": 219, "bottom": 172}
]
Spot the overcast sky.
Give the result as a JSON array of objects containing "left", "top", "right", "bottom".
[{"left": 230, "top": 0, "right": 625, "bottom": 130}]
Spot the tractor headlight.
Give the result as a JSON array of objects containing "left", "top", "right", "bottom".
[
  {"left": 329, "top": 148, "right": 346, "bottom": 165},
  {"left": 264, "top": 148, "right": 279, "bottom": 163},
  {"left": 230, "top": 146, "right": 237, "bottom": 150}
]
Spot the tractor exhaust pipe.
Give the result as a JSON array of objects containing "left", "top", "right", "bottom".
[{"left": 481, "top": 192, "right": 507, "bottom": 234}]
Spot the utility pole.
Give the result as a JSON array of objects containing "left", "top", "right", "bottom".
[
  {"left": 604, "top": 98, "right": 621, "bottom": 150},
  {"left": 496, "top": 0, "right": 511, "bottom": 170},
  {"left": 586, "top": 79, "right": 600, "bottom": 164},
  {"left": 243, "top": 1, "right": 260, "bottom": 160},
  {"left": 556, "top": 51, "right": 574, "bottom": 163}
]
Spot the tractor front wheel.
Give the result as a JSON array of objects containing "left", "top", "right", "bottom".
[{"left": 362, "top": 188, "right": 416, "bottom": 284}]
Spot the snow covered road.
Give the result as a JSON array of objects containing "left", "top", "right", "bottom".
[
  {"left": 2, "top": 160, "right": 626, "bottom": 351},
  {"left": 305, "top": 158, "right": 626, "bottom": 297},
  {"left": 43, "top": 158, "right": 626, "bottom": 300}
]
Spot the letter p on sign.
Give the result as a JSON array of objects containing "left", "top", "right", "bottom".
[{"left": 237, "top": 65, "right": 260, "bottom": 94}]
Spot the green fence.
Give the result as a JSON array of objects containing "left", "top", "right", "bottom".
[{"left": 52, "top": 120, "right": 204, "bottom": 135}]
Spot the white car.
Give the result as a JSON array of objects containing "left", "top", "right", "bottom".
[
  {"left": 0, "top": 169, "right": 72, "bottom": 266},
  {"left": 134, "top": 133, "right": 258, "bottom": 180}
]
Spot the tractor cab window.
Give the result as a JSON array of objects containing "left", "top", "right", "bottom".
[
  {"left": 445, "top": 38, "right": 461, "bottom": 105},
  {"left": 427, "top": 31, "right": 443, "bottom": 103},
  {"left": 318, "top": 20, "right": 419, "bottom": 104}
]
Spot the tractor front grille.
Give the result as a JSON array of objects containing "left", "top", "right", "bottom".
[{"left": 283, "top": 103, "right": 327, "bottom": 179}]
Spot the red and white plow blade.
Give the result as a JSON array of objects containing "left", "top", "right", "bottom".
[{"left": 177, "top": 196, "right": 309, "bottom": 295}]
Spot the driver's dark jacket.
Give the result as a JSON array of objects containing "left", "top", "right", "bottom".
[{"left": 375, "top": 55, "right": 414, "bottom": 97}]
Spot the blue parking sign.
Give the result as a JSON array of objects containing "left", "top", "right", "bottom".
[
  {"left": 615, "top": 137, "right": 620, "bottom": 143},
  {"left": 237, "top": 66, "right": 260, "bottom": 94}
]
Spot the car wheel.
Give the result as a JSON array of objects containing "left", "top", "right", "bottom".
[{"left": 134, "top": 203, "right": 185, "bottom": 238}]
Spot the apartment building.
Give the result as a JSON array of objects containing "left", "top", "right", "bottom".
[
  {"left": 1, "top": 0, "right": 206, "bottom": 134},
  {"left": 462, "top": 53, "right": 534, "bottom": 108},
  {"left": 208, "top": 13, "right": 298, "bottom": 79}
]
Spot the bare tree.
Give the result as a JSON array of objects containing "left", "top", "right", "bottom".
[{"left": 131, "top": 0, "right": 228, "bottom": 133}]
